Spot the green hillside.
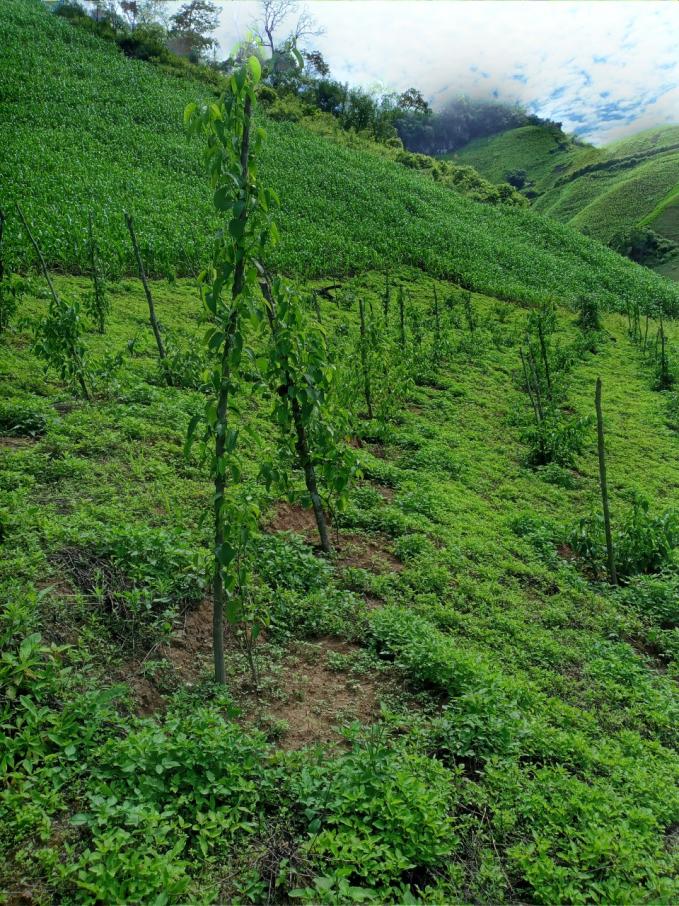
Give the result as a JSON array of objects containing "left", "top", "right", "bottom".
[
  {"left": 455, "top": 123, "right": 679, "bottom": 270},
  {"left": 2, "top": 0, "right": 678, "bottom": 313},
  {"left": 2, "top": 2, "right": 679, "bottom": 903},
  {"left": 450, "top": 124, "right": 587, "bottom": 191}
]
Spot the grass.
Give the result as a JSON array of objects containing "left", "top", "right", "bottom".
[
  {"left": 1, "top": 0, "right": 679, "bottom": 314},
  {"left": 1, "top": 267, "right": 678, "bottom": 903}
]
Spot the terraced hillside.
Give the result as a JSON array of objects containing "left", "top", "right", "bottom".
[
  {"left": 454, "top": 123, "right": 679, "bottom": 269},
  {"left": 1, "top": 0, "right": 678, "bottom": 313}
]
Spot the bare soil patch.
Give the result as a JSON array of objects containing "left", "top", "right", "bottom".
[
  {"left": 373, "top": 482, "right": 395, "bottom": 502},
  {"left": 257, "top": 637, "right": 381, "bottom": 750},
  {"left": 365, "top": 442, "right": 386, "bottom": 458},
  {"left": 266, "top": 501, "right": 321, "bottom": 541},
  {"left": 334, "top": 534, "right": 403, "bottom": 573},
  {"left": 0, "top": 435, "right": 35, "bottom": 449},
  {"left": 166, "top": 597, "right": 215, "bottom": 681}
]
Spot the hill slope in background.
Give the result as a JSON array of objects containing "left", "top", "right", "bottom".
[
  {"left": 2, "top": 0, "right": 678, "bottom": 312},
  {"left": 454, "top": 123, "right": 679, "bottom": 274}
]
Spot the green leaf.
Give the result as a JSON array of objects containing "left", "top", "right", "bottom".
[
  {"left": 247, "top": 55, "right": 262, "bottom": 85},
  {"left": 184, "top": 413, "right": 201, "bottom": 458},
  {"left": 183, "top": 101, "right": 198, "bottom": 126}
]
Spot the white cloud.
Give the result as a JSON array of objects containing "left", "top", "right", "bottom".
[{"left": 212, "top": 1, "right": 679, "bottom": 146}]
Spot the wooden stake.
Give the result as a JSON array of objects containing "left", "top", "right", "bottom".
[{"left": 595, "top": 377, "right": 617, "bottom": 585}]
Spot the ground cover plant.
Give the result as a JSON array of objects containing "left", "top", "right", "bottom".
[
  {"left": 2, "top": 260, "right": 678, "bottom": 903},
  {"left": 2, "top": 3, "right": 679, "bottom": 904}
]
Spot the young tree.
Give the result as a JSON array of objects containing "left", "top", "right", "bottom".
[
  {"left": 17, "top": 205, "right": 90, "bottom": 400},
  {"left": 185, "top": 55, "right": 276, "bottom": 683},
  {"left": 259, "top": 274, "right": 353, "bottom": 553}
]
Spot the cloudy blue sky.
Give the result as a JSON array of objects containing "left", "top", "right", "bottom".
[{"left": 212, "top": 0, "right": 679, "bottom": 146}]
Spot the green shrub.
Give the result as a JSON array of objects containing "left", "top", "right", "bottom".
[
  {"left": 575, "top": 294, "right": 602, "bottom": 332},
  {"left": 54, "top": 521, "right": 208, "bottom": 647},
  {"left": 290, "top": 734, "right": 457, "bottom": 901},
  {"left": 255, "top": 533, "right": 332, "bottom": 594},
  {"left": 267, "top": 586, "right": 367, "bottom": 641},
  {"left": 370, "top": 606, "right": 515, "bottom": 702},
  {"left": 619, "top": 572, "right": 679, "bottom": 629},
  {"left": 522, "top": 410, "right": 590, "bottom": 468},
  {"left": 155, "top": 338, "right": 207, "bottom": 390},
  {"left": 0, "top": 273, "right": 24, "bottom": 334},
  {"left": 570, "top": 494, "right": 679, "bottom": 579},
  {"left": 427, "top": 687, "right": 529, "bottom": 767},
  {"left": 66, "top": 711, "right": 269, "bottom": 902},
  {"left": 0, "top": 401, "right": 49, "bottom": 437},
  {"left": 484, "top": 761, "right": 679, "bottom": 905}
]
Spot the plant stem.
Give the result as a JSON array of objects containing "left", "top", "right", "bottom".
[
  {"left": 16, "top": 203, "right": 60, "bottom": 308},
  {"left": 526, "top": 345, "right": 544, "bottom": 422},
  {"left": 358, "top": 297, "right": 373, "bottom": 419},
  {"left": 537, "top": 318, "right": 552, "bottom": 400},
  {"left": 520, "top": 348, "right": 540, "bottom": 424},
  {"left": 124, "top": 212, "right": 172, "bottom": 384},
  {"left": 595, "top": 377, "right": 617, "bottom": 586},
  {"left": 212, "top": 92, "right": 253, "bottom": 683},
  {"left": 260, "top": 276, "right": 332, "bottom": 553}
]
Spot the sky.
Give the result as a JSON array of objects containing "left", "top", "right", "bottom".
[{"left": 210, "top": 0, "right": 679, "bottom": 146}]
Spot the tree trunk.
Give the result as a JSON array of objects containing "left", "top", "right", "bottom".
[
  {"left": 292, "top": 395, "right": 332, "bottom": 553},
  {"left": 526, "top": 345, "right": 544, "bottom": 422},
  {"left": 260, "top": 277, "right": 332, "bottom": 553},
  {"left": 520, "top": 348, "right": 540, "bottom": 424},
  {"left": 212, "top": 93, "right": 253, "bottom": 683},
  {"left": 595, "top": 378, "right": 617, "bottom": 586},
  {"left": 398, "top": 286, "right": 405, "bottom": 349},
  {"left": 358, "top": 297, "right": 373, "bottom": 419},
  {"left": 537, "top": 319, "right": 552, "bottom": 400},
  {"left": 16, "top": 204, "right": 61, "bottom": 309},
  {"left": 124, "top": 212, "right": 172, "bottom": 384}
]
